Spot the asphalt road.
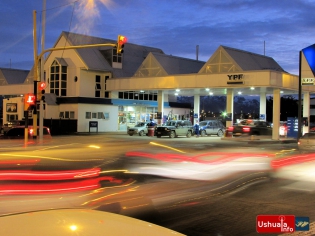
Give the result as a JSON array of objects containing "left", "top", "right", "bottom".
[{"left": 1, "top": 133, "right": 311, "bottom": 236}]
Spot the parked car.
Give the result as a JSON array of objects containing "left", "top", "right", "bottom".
[
  {"left": 298, "top": 132, "right": 315, "bottom": 151},
  {"left": 0, "top": 126, "right": 51, "bottom": 139},
  {"left": 155, "top": 120, "right": 194, "bottom": 138},
  {"left": 228, "top": 119, "right": 272, "bottom": 136},
  {"left": 199, "top": 120, "right": 226, "bottom": 137},
  {"left": 0, "top": 120, "right": 25, "bottom": 134},
  {"left": 127, "top": 122, "right": 151, "bottom": 136}
]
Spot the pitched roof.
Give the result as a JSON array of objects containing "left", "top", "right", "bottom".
[
  {"left": 0, "top": 68, "right": 29, "bottom": 85},
  {"left": 153, "top": 53, "right": 205, "bottom": 75},
  {"left": 222, "top": 46, "right": 285, "bottom": 72},
  {"left": 60, "top": 31, "right": 165, "bottom": 78}
]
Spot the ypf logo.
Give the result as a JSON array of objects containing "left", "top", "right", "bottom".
[{"left": 256, "top": 215, "right": 295, "bottom": 233}]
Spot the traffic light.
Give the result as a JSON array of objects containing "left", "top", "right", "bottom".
[
  {"left": 37, "top": 82, "right": 46, "bottom": 101},
  {"left": 24, "top": 93, "right": 36, "bottom": 111},
  {"left": 116, "top": 35, "right": 127, "bottom": 54}
]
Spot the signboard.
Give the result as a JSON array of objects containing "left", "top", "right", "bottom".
[
  {"left": 301, "top": 78, "right": 314, "bottom": 85},
  {"left": 194, "top": 113, "right": 198, "bottom": 118},
  {"left": 287, "top": 117, "right": 298, "bottom": 138},
  {"left": 89, "top": 121, "right": 98, "bottom": 133},
  {"left": 259, "top": 114, "right": 266, "bottom": 120}
]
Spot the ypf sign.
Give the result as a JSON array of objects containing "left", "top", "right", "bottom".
[{"left": 302, "top": 77, "right": 315, "bottom": 85}]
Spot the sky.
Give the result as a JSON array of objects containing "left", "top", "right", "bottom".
[{"left": 0, "top": 0, "right": 315, "bottom": 75}]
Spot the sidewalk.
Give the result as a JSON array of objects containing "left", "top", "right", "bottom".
[{"left": 221, "top": 135, "right": 297, "bottom": 144}]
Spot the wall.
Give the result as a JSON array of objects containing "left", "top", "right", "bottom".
[{"left": 77, "top": 104, "right": 118, "bottom": 132}]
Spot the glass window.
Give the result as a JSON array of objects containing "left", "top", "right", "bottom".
[
  {"left": 92, "top": 113, "right": 97, "bottom": 118},
  {"left": 65, "top": 111, "right": 70, "bottom": 119},
  {"left": 96, "top": 75, "right": 101, "bottom": 83},
  {"left": 97, "top": 112, "right": 103, "bottom": 119},
  {"left": 70, "top": 111, "right": 75, "bottom": 119},
  {"left": 50, "top": 60, "right": 67, "bottom": 97},
  {"left": 59, "top": 112, "right": 64, "bottom": 118},
  {"left": 104, "top": 112, "right": 109, "bottom": 120},
  {"left": 86, "top": 112, "right": 91, "bottom": 119}
]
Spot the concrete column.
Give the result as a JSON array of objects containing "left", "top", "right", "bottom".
[
  {"left": 272, "top": 89, "right": 280, "bottom": 140},
  {"left": 226, "top": 89, "right": 234, "bottom": 127},
  {"left": 193, "top": 95, "right": 200, "bottom": 124},
  {"left": 260, "top": 92, "right": 266, "bottom": 121},
  {"left": 303, "top": 92, "right": 310, "bottom": 135},
  {"left": 157, "top": 90, "right": 164, "bottom": 124}
]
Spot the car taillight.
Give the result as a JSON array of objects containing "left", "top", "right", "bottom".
[
  {"left": 242, "top": 127, "right": 251, "bottom": 132},
  {"left": 29, "top": 128, "right": 34, "bottom": 134},
  {"left": 228, "top": 126, "right": 234, "bottom": 131}
]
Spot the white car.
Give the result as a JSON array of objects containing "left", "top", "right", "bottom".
[
  {"left": 0, "top": 209, "right": 184, "bottom": 236},
  {"left": 127, "top": 122, "right": 150, "bottom": 136}
]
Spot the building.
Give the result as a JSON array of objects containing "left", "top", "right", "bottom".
[{"left": 1, "top": 32, "right": 315, "bottom": 139}]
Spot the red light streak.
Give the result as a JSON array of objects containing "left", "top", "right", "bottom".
[
  {"left": 0, "top": 176, "right": 117, "bottom": 195},
  {"left": 0, "top": 168, "right": 101, "bottom": 181},
  {"left": 271, "top": 153, "right": 315, "bottom": 169}
]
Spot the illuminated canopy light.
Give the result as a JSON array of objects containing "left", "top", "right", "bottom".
[
  {"left": 175, "top": 89, "right": 180, "bottom": 92},
  {"left": 238, "top": 91, "right": 242, "bottom": 95}
]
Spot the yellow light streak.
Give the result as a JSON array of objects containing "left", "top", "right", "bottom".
[{"left": 149, "top": 142, "right": 186, "bottom": 153}]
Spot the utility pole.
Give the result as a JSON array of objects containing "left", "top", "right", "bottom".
[
  {"left": 39, "top": 0, "right": 46, "bottom": 141},
  {"left": 33, "top": 10, "right": 38, "bottom": 140}
]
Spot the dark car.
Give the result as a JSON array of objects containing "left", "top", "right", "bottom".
[
  {"left": 1, "top": 120, "right": 25, "bottom": 134},
  {"left": 0, "top": 126, "right": 51, "bottom": 139},
  {"left": 199, "top": 120, "right": 226, "bottom": 137},
  {"left": 155, "top": 120, "right": 194, "bottom": 138},
  {"left": 228, "top": 119, "right": 272, "bottom": 136}
]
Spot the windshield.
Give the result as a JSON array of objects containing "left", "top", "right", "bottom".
[
  {"left": 165, "top": 121, "right": 177, "bottom": 126},
  {"left": 135, "top": 122, "right": 146, "bottom": 127}
]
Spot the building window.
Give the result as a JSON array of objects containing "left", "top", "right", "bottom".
[
  {"left": 86, "top": 112, "right": 91, "bottom": 119},
  {"left": 112, "top": 49, "right": 122, "bottom": 63},
  {"left": 104, "top": 112, "right": 109, "bottom": 120},
  {"left": 95, "top": 75, "right": 101, "bottom": 97},
  {"left": 92, "top": 112, "right": 97, "bottom": 119},
  {"left": 104, "top": 76, "right": 110, "bottom": 98},
  {"left": 60, "top": 111, "right": 75, "bottom": 119},
  {"left": 50, "top": 60, "right": 67, "bottom": 96},
  {"left": 97, "top": 112, "right": 103, "bottom": 119},
  {"left": 117, "top": 91, "right": 158, "bottom": 101}
]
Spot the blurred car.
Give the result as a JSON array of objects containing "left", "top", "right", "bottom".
[
  {"left": 271, "top": 152, "right": 315, "bottom": 189},
  {"left": 127, "top": 122, "right": 150, "bottom": 136},
  {"left": 0, "top": 126, "right": 51, "bottom": 139},
  {"left": 228, "top": 119, "right": 272, "bottom": 136},
  {"left": 199, "top": 120, "right": 225, "bottom": 137},
  {"left": 0, "top": 120, "right": 25, "bottom": 134},
  {"left": 124, "top": 150, "right": 272, "bottom": 181},
  {"left": 0, "top": 209, "right": 185, "bottom": 236},
  {"left": 298, "top": 132, "right": 315, "bottom": 151}
]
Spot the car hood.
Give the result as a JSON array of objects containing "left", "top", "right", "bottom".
[{"left": 0, "top": 209, "right": 184, "bottom": 236}]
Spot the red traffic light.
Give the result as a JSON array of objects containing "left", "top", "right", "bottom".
[
  {"left": 118, "top": 35, "right": 128, "bottom": 45},
  {"left": 25, "top": 94, "right": 36, "bottom": 105},
  {"left": 39, "top": 82, "right": 46, "bottom": 90},
  {"left": 117, "top": 35, "right": 128, "bottom": 54}
]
